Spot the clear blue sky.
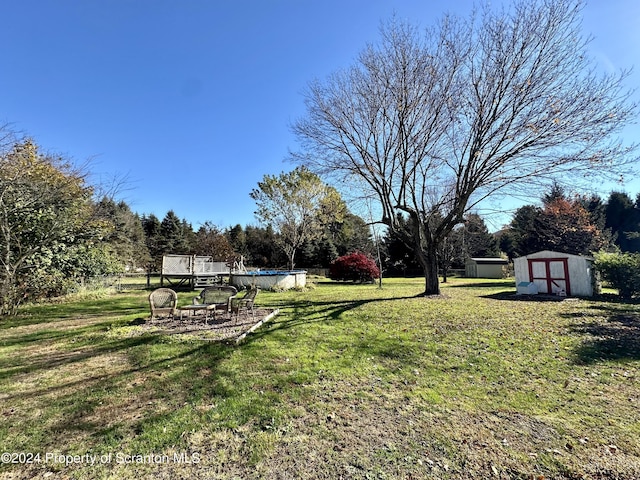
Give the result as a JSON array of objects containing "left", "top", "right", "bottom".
[{"left": 2, "top": 0, "right": 639, "bottom": 231}]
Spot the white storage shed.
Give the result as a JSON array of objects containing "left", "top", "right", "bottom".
[{"left": 513, "top": 250, "right": 596, "bottom": 297}]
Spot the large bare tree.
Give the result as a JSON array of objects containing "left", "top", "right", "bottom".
[{"left": 292, "top": 0, "right": 637, "bottom": 295}]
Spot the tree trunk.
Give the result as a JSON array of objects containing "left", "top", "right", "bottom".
[
  {"left": 283, "top": 245, "right": 296, "bottom": 271},
  {"left": 0, "top": 268, "right": 19, "bottom": 316},
  {"left": 419, "top": 245, "right": 441, "bottom": 296}
]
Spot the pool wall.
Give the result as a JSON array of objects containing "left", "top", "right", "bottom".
[{"left": 230, "top": 270, "right": 307, "bottom": 291}]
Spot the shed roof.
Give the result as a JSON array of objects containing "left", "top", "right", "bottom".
[
  {"left": 468, "top": 257, "right": 509, "bottom": 265},
  {"left": 517, "top": 250, "right": 593, "bottom": 261}
]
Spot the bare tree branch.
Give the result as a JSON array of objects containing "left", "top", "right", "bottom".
[{"left": 291, "top": 0, "right": 638, "bottom": 295}]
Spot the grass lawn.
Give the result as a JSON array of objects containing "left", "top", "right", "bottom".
[{"left": 1, "top": 277, "right": 639, "bottom": 479}]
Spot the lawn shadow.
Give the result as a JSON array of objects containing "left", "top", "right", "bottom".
[
  {"left": 240, "top": 292, "right": 434, "bottom": 373},
  {"left": 565, "top": 304, "right": 640, "bottom": 364},
  {"left": 245, "top": 293, "right": 418, "bottom": 341},
  {"left": 0, "top": 291, "right": 283, "bottom": 463},
  {"left": 2, "top": 294, "right": 145, "bottom": 330},
  {"left": 447, "top": 280, "right": 515, "bottom": 289},
  {"left": 1, "top": 321, "right": 248, "bottom": 453},
  {"left": 0, "top": 334, "right": 163, "bottom": 382},
  {"left": 481, "top": 291, "right": 575, "bottom": 302}
]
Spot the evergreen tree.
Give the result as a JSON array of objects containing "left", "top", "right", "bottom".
[
  {"left": 509, "top": 205, "right": 545, "bottom": 257},
  {"left": 381, "top": 214, "right": 422, "bottom": 276},
  {"left": 244, "top": 225, "right": 287, "bottom": 268},
  {"left": 159, "top": 210, "right": 192, "bottom": 255},
  {"left": 333, "top": 213, "right": 375, "bottom": 257},
  {"left": 577, "top": 194, "right": 608, "bottom": 233},
  {"left": 141, "top": 214, "right": 163, "bottom": 271},
  {"left": 226, "top": 224, "right": 248, "bottom": 259},
  {"left": 498, "top": 231, "right": 517, "bottom": 262},
  {"left": 461, "top": 213, "right": 500, "bottom": 259},
  {"left": 96, "top": 198, "right": 150, "bottom": 271},
  {"left": 542, "top": 182, "right": 567, "bottom": 206},
  {"left": 605, "top": 192, "right": 640, "bottom": 252}
]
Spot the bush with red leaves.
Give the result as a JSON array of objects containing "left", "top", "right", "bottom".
[{"left": 329, "top": 251, "right": 380, "bottom": 283}]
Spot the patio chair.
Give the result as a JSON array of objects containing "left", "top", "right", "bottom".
[
  {"left": 231, "top": 286, "right": 259, "bottom": 319},
  {"left": 192, "top": 285, "right": 238, "bottom": 322},
  {"left": 148, "top": 288, "right": 178, "bottom": 320}
]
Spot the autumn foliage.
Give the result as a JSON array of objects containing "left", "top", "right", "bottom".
[{"left": 329, "top": 252, "right": 380, "bottom": 283}]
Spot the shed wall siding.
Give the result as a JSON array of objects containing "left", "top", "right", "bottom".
[
  {"left": 476, "top": 264, "right": 504, "bottom": 278},
  {"left": 513, "top": 257, "right": 528, "bottom": 287},
  {"left": 567, "top": 260, "right": 593, "bottom": 296},
  {"left": 465, "top": 259, "right": 507, "bottom": 278},
  {"left": 514, "top": 251, "right": 593, "bottom": 296}
]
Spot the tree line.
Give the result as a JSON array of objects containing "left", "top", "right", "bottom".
[
  {"left": 121, "top": 181, "right": 640, "bottom": 282},
  {"left": 500, "top": 186, "right": 640, "bottom": 260},
  {"left": 382, "top": 183, "right": 640, "bottom": 278},
  {"left": 2, "top": 132, "right": 638, "bottom": 316},
  {"left": 137, "top": 209, "right": 376, "bottom": 273},
  {"left": 0, "top": 136, "right": 378, "bottom": 314}
]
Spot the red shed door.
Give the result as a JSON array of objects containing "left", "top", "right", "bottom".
[{"left": 528, "top": 258, "right": 571, "bottom": 295}]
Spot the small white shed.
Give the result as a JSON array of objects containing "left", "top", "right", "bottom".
[
  {"left": 513, "top": 250, "right": 596, "bottom": 297},
  {"left": 465, "top": 258, "right": 509, "bottom": 279}
]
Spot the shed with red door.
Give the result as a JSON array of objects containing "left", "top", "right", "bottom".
[{"left": 513, "top": 250, "right": 597, "bottom": 297}]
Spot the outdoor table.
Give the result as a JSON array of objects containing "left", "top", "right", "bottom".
[{"left": 178, "top": 304, "right": 213, "bottom": 323}]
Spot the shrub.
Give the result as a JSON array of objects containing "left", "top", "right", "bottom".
[
  {"left": 593, "top": 251, "right": 640, "bottom": 299},
  {"left": 329, "top": 252, "right": 380, "bottom": 283}
]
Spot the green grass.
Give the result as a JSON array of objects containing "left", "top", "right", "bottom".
[{"left": 1, "top": 278, "right": 639, "bottom": 479}]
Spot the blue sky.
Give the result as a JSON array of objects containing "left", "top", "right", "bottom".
[{"left": 2, "top": 0, "right": 639, "bottom": 231}]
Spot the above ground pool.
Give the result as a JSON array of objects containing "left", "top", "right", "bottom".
[{"left": 229, "top": 270, "right": 307, "bottom": 291}]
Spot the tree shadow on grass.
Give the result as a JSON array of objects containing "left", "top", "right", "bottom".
[
  {"left": 0, "top": 334, "right": 161, "bottom": 383},
  {"left": 0, "top": 290, "right": 277, "bottom": 469},
  {"left": 481, "top": 291, "right": 575, "bottom": 302},
  {"left": 478, "top": 291, "right": 640, "bottom": 363},
  {"left": 0, "top": 329, "right": 245, "bottom": 453},
  {"left": 447, "top": 280, "right": 515, "bottom": 289},
  {"left": 245, "top": 294, "right": 418, "bottom": 341},
  {"left": 2, "top": 294, "right": 146, "bottom": 330},
  {"left": 566, "top": 305, "right": 640, "bottom": 364},
  {"left": 0, "top": 287, "right": 456, "bottom": 468}
]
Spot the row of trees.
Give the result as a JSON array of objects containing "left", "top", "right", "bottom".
[
  {"left": 500, "top": 186, "right": 640, "bottom": 259},
  {"left": 138, "top": 209, "right": 376, "bottom": 273},
  {"left": 3, "top": 129, "right": 639, "bottom": 315},
  {"left": 380, "top": 183, "right": 640, "bottom": 279},
  {"left": 0, "top": 135, "right": 381, "bottom": 315},
  {"left": 382, "top": 212, "right": 500, "bottom": 277}
]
